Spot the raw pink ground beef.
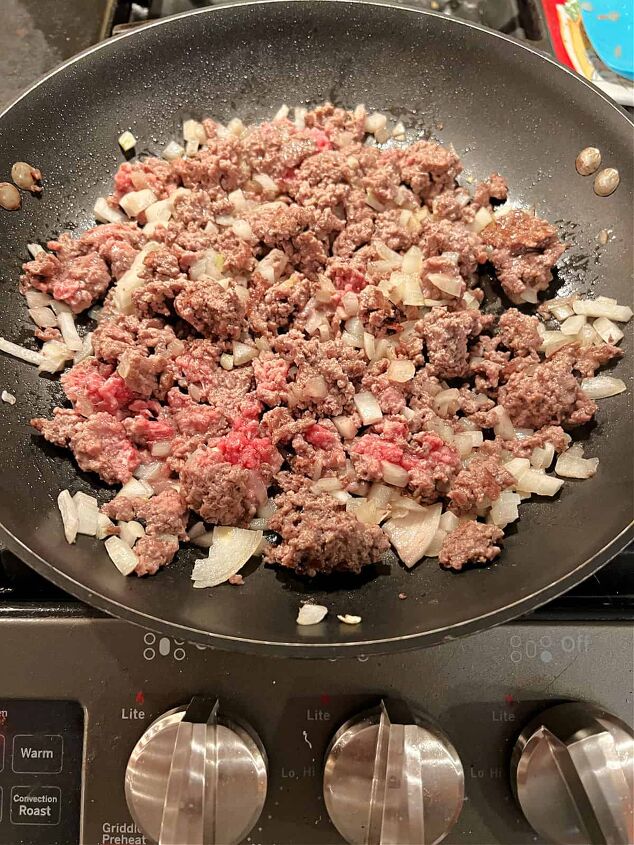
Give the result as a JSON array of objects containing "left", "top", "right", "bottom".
[{"left": 23, "top": 102, "right": 625, "bottom": 580}]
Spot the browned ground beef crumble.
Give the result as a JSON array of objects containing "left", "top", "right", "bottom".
[{"left": 23, "top": 103, "right": 621, "bottom": 579}]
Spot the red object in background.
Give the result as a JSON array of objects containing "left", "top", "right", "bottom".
[
  {"left": 135, "top": 691, "right": 145, "bottom": 705},
  {"left": 504, "top": 694, "right": 516, "bottom": 705},
  {"left": 542, "top": 0, "right": 575, "bottom": 69},
  {"left": 320, "top": 693, "right": 331, "bottom": 707}
]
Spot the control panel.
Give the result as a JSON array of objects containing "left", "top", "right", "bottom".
[
  {"left": 0, "top": 618, "right": 631, "bottom": 844},
  {"left": 0, "top": 700, "right": 83, "bottom": 845}
]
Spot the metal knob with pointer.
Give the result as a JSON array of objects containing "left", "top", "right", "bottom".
[
  {"left": 511, "top": 701, "right": 634, "bottom": 845},
  {"left": 125, "top": 697, "right": 267, "bottom": 845},
  {"left": 323, "top": 699, "right": 464, "bottom": 845}
]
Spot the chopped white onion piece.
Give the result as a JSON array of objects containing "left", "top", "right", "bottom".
[
  {"left": 274, "top": 104, "right": 289, "bottom": 120},
  {"left": 105, "top": 535, "right": 138, "bottom": 576},
  {"left": 402, "top": 245, "right": 423, "bottom": 275},
  {"left": 577, "top": 324, "right": 601, "bottom": 349},
  {"left": 119, "top": 188, "right": 157, "bottom": 218},
  {"left": 188, "top": 521, "right": 207, "bottom": 540},
  {"left": 27, "top": 243, "right": 45, "bottom": 258},
  {"left": 57, "top": 490, "right": 79, "bottom": 544},
  {"left": 28, "top": 307, "right": 57, "bottom": 328},
  {"left": 368, "top": 482, "right": 394, "bottom": 507},
  {"left": 555, "top": 450, "right": 599, "bottom": 479},
  {"left": 346, "top": 497, "right": 387, "bottom": 525},
  {"left": 337, "top": 614, "right": 362, "bottom": 625},
  {"left": 232, "top": 219, "right": 254, "bottom": 241},
  {"left": 296, "top": 604, "right": 328, "bottom": 626},
  {"left": 145, "top": 199, "right": 173, "bottom": 224},
  {"left": 519, "top": 288, "right": 539, "bottom": 304},
  {"left": 550, "top": 303, "right": 575, "bottom": 321},
  {"left": 560, "top": 314, "right": 586, "bottom": 335},
  {"left": 232, "top": 341, "right": 259, "bottom": 366},
  {"left": 387, "top": 359, "right": 415, "bottom": 383},
  {"left": 489, "top": 490, "right": 521, "bottom": 528},
  {"left": 332, "top": 415, "right": 358, "bottom": 440},
  {"left": 252, "top": 173, "right": 278, "bottom": 195},
  {"left": 150, "top": 441, "right": 172, "bottom": 458},
  {"left": 304, "top": 375, "right": 329, "bottom": 400},
  {"left": 119, "top": 520, "right": 145, "bottom": 547},
  {"left": 433, "top": 388, "right": 461, "bottom": 417},
  {"left": 516, "top": 468, "right": 564, "bottom": 496},
  {"left": 593, "top": 317, "right": 624, "bottom": 345},
  {"left": 439, "top": 511, "right": 459, "bottom": 532},
  {"left": 112, "top": 241, "right": 162, "bottom": 315},
  {"left": 310, "top": 477, "right": 343, "bottom": 493},
  {"left": 191, "top": 526, "right": 263, "bottom": 588},
  {"left": 363, "top": 332, "right": 376, "bottom": 361},
  {"left": 183, "top": 119, "right": 207, "bottom": 144},
  {"left": 1, "top": 390, "right": 16, "bottom": 405},
  {"left": 353, "top": 391, "right": 383, "bottom": 425},
  {"left": 95, "top": 513, "right": 115, "bottom": 540},
  {"left": 118, "top": 131, "right": 136, "bottom": 152},
  {"left": 191, "top": 530, "right": 215, "bottom": 549},
  {"left": 94, "top": 196, "right": 125, "bottom": 224},
  {"left": 425, "top": 528, "right": 447, "bottom": 558},
  {"left": 381, "top": 461, "right": 409, "bottom": 488},
  {"left": 505, "top": 458, "right": 531, "bottom": 481},
  {"left": 573, "top": 299, "right": 633, "bottom": 322},
  {"left": 57, "top": 311, "right": 82, "bottom": 351},
  {"left": 134, "top": 460, "right": 165, "bottom": 482},
  {"left": 374, "top": 240, "right": 402, "bottom": 268},
  {"left": 344, "top": 316, "right": 364, "bottom": 342},
  {"left": 220, "top": 353, "right": 234, "bottom": 371},
  {"left": 0, "top": 337, "right": 44, "bottom": 367},
  {"left": 428, "top": 273, "right": 462, "bottom": 297},
  {"left": 383, "top": 503, "right": 443, "bottom": 567},
  {"left": 530, "top": 443, "right": 556, "bottom": 470},
  {"left": 39, "top": 339, "right": 73, "bottom": 373},
  {"left": 73, "top": 491, "right": 99, "bottom": 536},
  {"left": 25, "top": 290, "right": 52, "bottom": 308},
  {"left": 117, "top": 478, "right": 154, "bottom": 499},
  {"left": 492, "top": 405, "right": 515, "bottom": 440},
  {"left": 342, "top": 291, "right": 359, "bottom": 317},
  {"left": 162, "top": 140, "right": 185, "bottom": 161},
  {"left": 539, "top": 331, "right": 576, "bottom": 357},
  {"left": 581, "top": 375, "right": 627, "bottom": 399},
  {"left": 471, "top": 207, "right": 494, "bottom": 233},
  {"left": 401, "top": 274, "right": 425, "bottom": 306},
  {"left": 294, "top": 107, "right": 307, "bottom": 130}
]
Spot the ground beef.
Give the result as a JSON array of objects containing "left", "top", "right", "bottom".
[
  {"left": 21, "top": 251, "right": 111, "bottom": 313},
  {"left": 499, "top": 357, "right": 596, "bottom": 429},
  {"left": 179, "top": 445, "right": 267, "bottom": 526},
  {"left": 449, "top": 456, "right": 515, "bottom": 515},
  {"left": 481, "top": 210, "right": 565, "bottom": 301},
  {"left": 134, "top": 535, "right": 180, "bottom": 577},
  {"left": 174, "top": 277, "right": 246, "bottom": 338},
  {"left": 421, "top": 308, "right": 494, "bottom": 379},
  {"left": 473, "top": 173, "right": 508, "bottom": 208},
  {"left": 502, "top": 425, "right": 570, "bottom": 457},
  {"left": 396, "top": 141, "right": 462, "bottom": 202},
  {"left": 556, "top": 343, "right": 624, "bottom": 378},
  {"left": 439, "top": 521, "right": 504, "bottom": 570},
  {"left": 265, "top": 489, "right": 389, "bottom": 576},
  {"left": 136, "top": 488, "right": 188, "bottom": 537},
  {"left": 30, "top": 408, "right": 84, "bottom": 447},
  {"left": 69, "top": 413, "right": 140, "bottom": 484},
  {"left": 497, "top": 308, "right": 542, "bottom": 355}
]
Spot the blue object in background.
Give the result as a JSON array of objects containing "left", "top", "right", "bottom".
[{"left": 580, "top": 0, "right": 634, "bottom": 80}]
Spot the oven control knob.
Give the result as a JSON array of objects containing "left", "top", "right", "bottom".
[
  {"left": 511, "top": 702, "right": 634, "bottom": 844},
  {"left": 323, "top": 700, "right": 464, "bottom": 844},
  {"left": 124, "top": 697, "right": 267, "bottom": 845}
]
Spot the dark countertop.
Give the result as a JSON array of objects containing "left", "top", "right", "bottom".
[{"left": 1, "top": 0, "right": 113, "bottom": 109}]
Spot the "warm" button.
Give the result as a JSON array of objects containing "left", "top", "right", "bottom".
[
  {"left": 12, "top": 734, "right": 63, "bottom": 774},
  {"left": 10, "top": 786, "right": 61, "bottom": 825}
]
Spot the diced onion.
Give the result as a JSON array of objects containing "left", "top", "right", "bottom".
[
  {"left": 274, "top": 104, "right": 289, "bottom": 120},
  {"left": 0, "top": 337, "right": 44, "bottom": 367},
  {"left": 1, "top": 390, "right": 16, "bottom": 405},
  {"left": 342, "top": 291, "right": 359, "bottom": 317},
  {"left": 232, "top": 219, "right": 254, "bottom": 241},
  {"left": 346, "top": 497, "right": 387, "bottom": 525},
  {"left": 365, "top": 112, "right": 387, "bottom": 134},
  {"left": 96, "top": 513, "right": 116, "bottom": 540},
  {"left": 425, "top": 528, "right": 447, "bottom": 558},
  {"left": 439, "top": 511, "right": 459, "bottom": 532},
  {"left": 368, "top": 482, "right": 393, "bottom": 507},
  {"left": 191, "top": 530, "right": 215, "bottom": 549},
  {"left": 332, "top": 415, "right": 358, "bottom": 440},
  {"left": 593, "top": 317, "right": 624, "bottom": 345},
  {"left": 232, "top": 341, "right": 259, "bottom": 366},
  {"left": 560, "top": 314, "right": 586, "bottom": 335},
  {"left": 401, "top": 274, "right": 425, "bottom": 306},
  {"left": 310, "top": 477, "right": 343, "bottom": 493},
  {"left": 381, "top": 461, "right": 409, "bottom": 487},
  {"left": 489, "top": 490, "right": 521, "bottom": 528},
  {"left": 27, "top": 243, "right": 45, "bottom": 258},
  {"left": 383, "top": 503, "right": 443, "bottom": 567},
  {"left": 162, "top": 140, "right": 185, "bottom": 160},
  {"left": 25, "top": 290, "right": 52, "bottom": 308},
  {"left": 516, "top": 468, "right": 564, "bottom": 496},
  {"left": 191, "top": 526, "right": 263, "bottom": 588},
  {"left": 353, "top": 391, "right": 383, "bottom": 425},
  {"left": 294, "top": 107, "right": 307, "bottom": 130},
  {"left": 581, "top": 375, "right": 627, "bottom": 399},
  {"left": 433, "top": 388, "right": 461, "bottom": 417},
  {"left": 304, "top": 375, "right": 329, "bottom": 400},
  {"left": 504, "top": 458, "right": 531, "bottom": 481},
  {"left": 428, "top": 273, "right": 462, "bottom": 298},
  {"left": 530, "top": 443, "right": 555, "bottom": 470},
  {"left": 296, "top": 604, "right": 328, "bottom": 625},
  {"left": 105, "top": 535, "right": 138, "bottom": 576},
  {"left": 387, "top": 359, "right": 415, "bottom": 383},
  {"left": 119, "top": 520, "right": 145, "bottom": 547},
  {"left": 577, "top": 324, "right": 601, "bottom": 349},
  {"left": 555, "top": 449, "right": 599, "bottom": 479},
  {"left": 220, "top": 353, "right": 234, "bottom": 371},
  {"left": 134, "top": 460, "right": 165, "bottom": 481},
  {"left": 253, "top": 173, "right": 278, "bottom": 195},
  {"left": 374, "top": 240, "right": 402, "bottom": 268},
  {"left": 183, "top": 119, "right": 207, "bottom": 144},
  {"left": 73, "top": 491, "right": 99, "bottom": 536},
  {"left": 150, "top": 441, "right": 172, "bottom": 458},
  {"left": 28, "top": 307, "right": 57, "bottom": 328},
  {"left": 550, "top": 303, "right": 575, "bottom": 321},
  {"left": 119, "top": 188, "right": 157, "bottom": 218},
  {"left": 39, "top": 340, "right": 73, "bottom": 373},
  {"left": 492, "top": 405, "right": 515, "bottom": 440},
  {"left": 145, "top": 199, "right": 173, "bottom": 224},
  {"left": 57, "top": 311, "right": 83, "bottom": 351},
  {"left": 112, "top": 241, "right": 162, "bottom": 314},
  {"left": 57, "top": 489, "right": 79, "bottom": 544},
  {"left": 117, "top": 478, "right": 154, "bottom": 499},
  {"left": 402, "top": 245, "right": 423, "bottom": 275},
  {"left": 573, "top": 299, "right": 632, "bottom": 322},
  {"left": 471, "top": 207, "right": 494, "bottom": 233},
  {"left": 539, "top": 331, "right": 576, "bottom": 357},
  {"left": 337, "top": 614, "right": 362, "bottom": 625},
  {"left": 118, "top": 131, "right": 136, "bottom": 152},
  {"left": 519, "top": 288, "right": 539, "bottom": 304},
  {"left": 94, "top": 196, "right": 125, "bottom": 224}
]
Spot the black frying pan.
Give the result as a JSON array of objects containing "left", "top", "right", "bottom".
[{"left": 0, "top": 0, "right": 632, "bottom": 657}]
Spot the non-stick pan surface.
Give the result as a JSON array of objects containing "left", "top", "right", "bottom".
[{"left": 0, "top": 1, "right": 632, "bottom": 656}]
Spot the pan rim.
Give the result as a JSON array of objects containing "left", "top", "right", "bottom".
[{"left": 0, "top": 0, "right": 632, "bottom": 656}]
